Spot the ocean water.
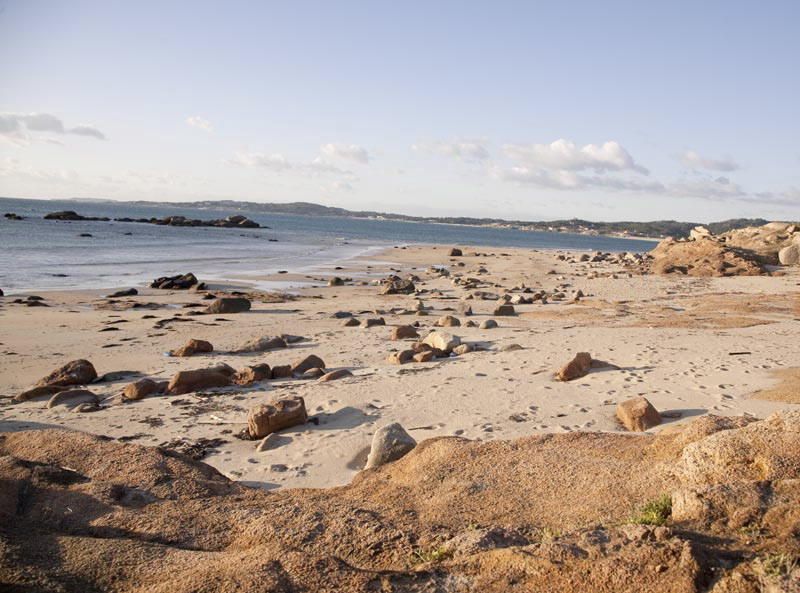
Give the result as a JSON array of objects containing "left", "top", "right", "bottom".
[{"left": 0, "top": 197, "right": 657, "bottom": 293}]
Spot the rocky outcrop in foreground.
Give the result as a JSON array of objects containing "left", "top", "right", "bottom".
[
  {"left": 648, "top": 222, "right": 799, "bottom": 277},
  {"left": 2, "top": 411, "right": 799, "bottom": 592}
]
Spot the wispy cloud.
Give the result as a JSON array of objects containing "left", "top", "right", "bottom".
[
  {"left": 679, "top": 150, "right": 739, "bottom": 172},
  {"left": 413, "top": 139, "right": 490, "bottom": 161},
  {"left": 320, "top": 143, "right": 370, "bottom": 164},
  {"left": 0, "top": 112, "right": 106, "bottom": 143},
  {"left": 228, "top": 151, "right": 353, "bottom": 177},
  {"left": 186, "top": 115, "right": 213, "bottom": 132}
]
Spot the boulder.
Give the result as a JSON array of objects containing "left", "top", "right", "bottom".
[
  {"left": 648, "top": 238, "right": 766, "bottom": 277},
  {"left": 452, "top": 344, "right": 473, "bottom": 356},
  {"left": 46, "top": 389, "right": 99, "bottom": 411},
  {"left": 449, "top": 247, "right": 463, "bottom": 257},
  {"left": 271, "top": 365, "right": 293, "bottom": 379},
  {"left": 380, "top": 278, "right": 415, "bottom": 295},
  {"left": 301, "top": 367, "right": 326, "bottom": 379},
  {"left": 493, "top": 304, "right": 515, "bottom": 316},
  {"left": 422, "top": 331, "right": 461, "bottom": 353},
  {"left": 166, "top": 364, "right": 236, "bottom": 395},
  {"left": 15, "top": 385, "right": 68, "bottom": 402},
  {"left": 123, "top": 378, "right": 166, "bottom": 401},
  {"left": 150, "top": 273, "right": 198, "bottom": 289},
  {"left": 556, "top": 352, "right": 593, "bottom": 381},
  {"left": 233, "top": 364, "right": 271, "bottom": 385},
  {"left": 480, "top": 319, "right": 498, "bottom": 329},
  {"left": 435, "top": 315, "right": 461, "bottom": 327},
  {"left": 386, "top": 350, "right": 414, "bottom": 365},
  {"left": 291, "top": 355, "right": 326, "bottom": 375},
  {"left": 361, "top": 318, "right": 386, "bottom": 328},
  {"left": 34, "top": 359, "right": 98, "bottom": 388},
  {"left": 616, "top": 397, "right": 662, "bottom": 432},
  {"left": 778, "top": 243, "right": 800, "bottom": 266},
  {"left": 205, "top": 297, "right": 251, "bottom": 314},
  {"left": 106, "top": 288, "right": 138, "bottom": 298},
  {"left": 364, "top": 423, "right": 417, "bottom": 469},
  {"left": 318, "top": 369, "right": 353, "bottom": 382},
  {"left": 170, "top": 339, "right": 213, "bottom": 357},
  {"left": 413, "top": 350, "right": 435, "bottom": 363},
  {"left": 390, "top": 325, "right": 419, "bottom": 340},
  {"left": 328, "top": 277, "right": 344, "bottom": 286},
  {"left": 247, "top": 396, "right": 308, "bottom": 439},
  {"left": 232, "top": 335, "right": 287, "bottom": 353},
  {"left": 342, "top": 317, "right": 360, "bottom": 327}
]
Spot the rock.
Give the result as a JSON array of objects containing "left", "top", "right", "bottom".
[
  {"left": 122, "top": 378, "right": 166, "bottom": 401},
  {"left": 380, "top": 278, "right": 415, "bottom": 295},
  {"left": 46, "top": 389, "right": 99, "bottom": 411},
  {"left": 452, "top": 344, "right": 473, "bottom": 356},
  {"left": 291, "top": 355, "right": 326, "bottom": 375},
  {"left": 15, "top": 385, "right": 68, "bottom": 402},
  {"left": 689, "top": 226, "right": 711, "bottom": 241},
  {"left": 205, "top": 297, "right": 251, "bottom": 314},
  {"left": 328, "top": 277, "right": 344, "bottom": 286},
  {"left": 271, "top": 365, "right": 293, "bottom": 379},
  {"left": 170, "top": 339, "right": 213, "bottom": 357},
  {"left": 34, "top": 359, "right": 98, "bottom": 389},
  {"left": 232, "top": 335, "right": 287, "bottom": 353},
  {"left": 301, "top": 367, "right": 326, "bottom": 379},
  {"left": 648, "top": 237, "right": 766, "bottom": 277},
  {"left": 413, "top": 350, "right": 435, "bottom": 363},
  {"left": 616, "top": 397, "right": 662, "bottom": 432},
  {"left": 256, "top": 433, "right": 281, "bottom": 452},
  {"left": 556, "top": 352, "right": 593, "bottom": 381},
  {"left": 342, "top": 317, "right": 360, "bottom": 327},
  {"left": 502, "top": 343, "right": 523, "bottom": 352},
  {"left": 457, "top": 302, "right": 473, "bottom": 316},
  {"left": 364, "top": 423, "right": 417, "bottom": 469},
  {"left": 150, "top": 273, "right": 198, "bottom": 290},
  {"left": 449, "top": 247, "right": 463, "bottom": 257},
  {"left": 318, "top": 369, "right": 353, "bottom": 382},
  {"left": 106, "top": 288, "right": 138, "bottom": 298},
  {"left": 4, "top": 212, "right": 24, "bottom": 220},
  {"left": 493, "top": 304, "right": 515, "bottom": 316},
  {"left": 480, "top": 319, "right": 498, "bottom": 329},
  {"left": 166, "top": 364, "right": 236, "bottom": 395},
  {"left": 778, "top": 243, "right": 800, "bottom": 265},
  {"left": 436, "top": 315, "right": 461, "bottom": 327},
  {"left": 247, "top": 396, "right": 308, "bottom": 439},
  {"left": 233, "top": 364, "right": 271, "bottom": 385},
  {"left": 386, "top": 350, "right": 414, "bottom": 365},
  {"left": 44, "top": 210, "right": 109, "bottom": 221},
  {"left": 0, "top": 288, "right": 3, "bottom": 296},
  {"left": 361, "top": 317, "right": 386, "bottom": 328},
  {"left": 332, "top": 311, "right": 353, "bottom": 318},
  {"left": 422, "top": 331, "right": 461, "bottom": 353},
  {"left": 390, "top": 325, "right": 419, "bottom": 340}
]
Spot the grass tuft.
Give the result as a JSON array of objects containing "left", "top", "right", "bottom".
[
  {"left": 629, "top": 494, "right": 672, "bottom": 526},
  {"left": 758, "top": 552, "right": 797, "bottom": 579}
]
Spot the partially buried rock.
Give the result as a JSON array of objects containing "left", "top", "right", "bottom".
[
  {"left": 170, "top": 338, "right": 213, "bottom": 357},
  {"left": 106, "top": 288, "right": 138, "bottom": 298},
  {"left": 233, "top": 364, "right": 271, "bottom": 385},
  {"left": 301, "top": 367, "right": 326, "bottom": 379},
  {"left": 328, "top": 277, "right": 344, "bottom": 286},
  {"left": 422, "top": 331, "right": 461, "bottom": 353},
  {"left": 556, "top": 352, "right": 593, "bottom": 381},
  {"left": 318, "top": 368, "right": 353, "bottom": 382},
  {"left": 36, "top": 359, "right": 98, "bottom": 388},
  {"left": 391, "top": 325, "right": 419, "bottom": 340},
  {"left": 493, "top": 304, "right": 516, "bottom": 316},
  {"left": 480, "top": 319, "right": 498, "bottom": 329},
  {"left": 233, "top": 335, "right": 287, "bottom": 353},
  {"left": 205, "top": 297, "right": 251, "bottom": 314},
  {"left": 616, "top": 397, "right": 662, "bottom": 432},
  {"left": 47, "top": 389, "right": 99, "bottom": 411},
  {"left": 386, "top": 350, "right": 414, "bottom": 365},
  {"left": 361, "top": 317, "right": 386, "bottom": 328},
  {"left": 457, "top": 302, "right": 473, "bottom": 316},
  {"left": 413, "top": 350, "right": 435, "bottom": 363},
  {"left": 380, "top": 277, "right": 415, "bottom": 295},
  {"left": 364, "top": 422, "right": 417, "bottom": 469},
  {"left": 342, "top": 317, "right": 360, "bottom": 327},
  {"left": 122, "top": 378, "right": 166, "bottom": 401},
  {"left": 247, "top": 396, "right": 308, "bottom": 439},
  {"left": 436, "top": 315, "right": 461, "bottom": 327},
  {"left": 151, "top": 273, "right": 198, "bottom": 290},
  {"left": 166, "top": 364, "right": 235, "bottom": 395},
  {"left": 271, "top": 365, "right": 293, "bottom": 379},
  {"left": 449, "top": 247, "right": 463, "bottom": 257},
  {"left": 291, "top": 354, "right": 326, "bottom": 375},
  {"left": 452, "top": 343, "right": 473, "bottom": 356}
]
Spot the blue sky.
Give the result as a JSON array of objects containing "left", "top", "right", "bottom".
[{"left": 1, "top": 0, "right": 798, "bottom": 221}]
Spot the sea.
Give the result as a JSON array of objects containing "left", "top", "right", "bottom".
[{"left": 0, "top": 197, "right": 657, "bottom": 294}]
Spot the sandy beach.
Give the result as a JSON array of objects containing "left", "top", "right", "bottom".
[{"left": 3, "top": 243, "right": 798, "bottom": 490}]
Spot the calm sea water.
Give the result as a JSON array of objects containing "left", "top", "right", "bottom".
[{"left": 0, "top": 197, "right": 657, "bottom": 293}]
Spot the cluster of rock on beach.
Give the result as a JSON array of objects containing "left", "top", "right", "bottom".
[{"left": 2, "top": 221, "right": 800, "bottom": 591}]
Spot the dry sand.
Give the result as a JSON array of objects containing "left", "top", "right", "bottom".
[{"left": 1, "top": 244, "right": 799, "bottom": 490}]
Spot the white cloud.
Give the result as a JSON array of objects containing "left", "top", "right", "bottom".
[
  {"left": 496, "top": 166, "right": 664, "bottom": 193},
  {"left": 0, "top": 157, "right": 79, "bottom": 182},
  {"left": 186, "top": 115, "right": 213, "bottom": 132},
  {"left": 680, "top": 150, "right": 739, "bottom": 172},
  {"left": 667, "top": 176, "right": 745, "bottom": 199},
  {"left": 320, "top": 143, "right": 370, "bottom": 164},
  {"left": 413, "top": 139, "right": 490, "bottom": 161},
  {"left": 0, "top": 112, "right": 106, "bottom": 142},
  {"left": 228, "top": 151, "right": 353, "bottom": 178},
  {"left": 503, "top": 139, "right": 648, "bottom": 174}
]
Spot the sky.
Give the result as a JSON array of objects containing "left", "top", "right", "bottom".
[{"left": 1, "top": 0, "right": 799, "bottom": 222}]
